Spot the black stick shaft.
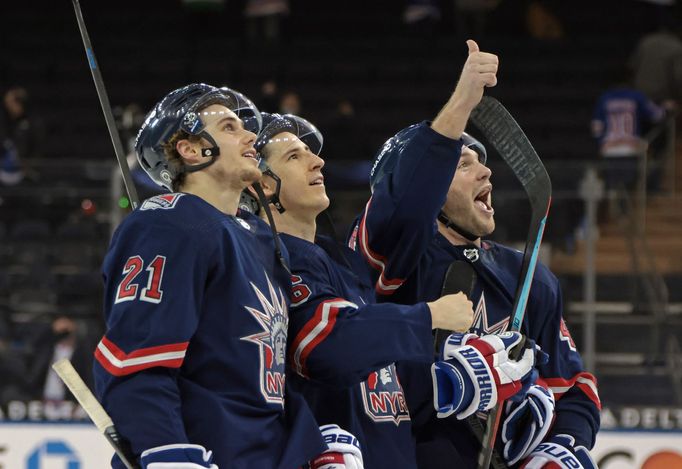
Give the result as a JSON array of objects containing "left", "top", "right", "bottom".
[
  {"left": 469, "top": 97, "right": 552, "bottom": 469},
  {"left": 71, "top": 0, "right": 140, "bottom": 209},
  {"left": 105, "top": 427, "right": 140, "bottom": 469}
]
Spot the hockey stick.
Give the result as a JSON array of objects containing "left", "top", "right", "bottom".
[
  {"left": 437, "top": 261, "right": 508, "bottom": 469},
  {"left": 468, "top": 96, "right": 552, "bottom": 469},
  {"left": 71, "top": 0, "right": 140, "bottom": 209},
  {"left": 52, "top": 359, "right": 140, "bottom": 469},
  {"left": 434, "top": 260, "right": 477, "bottom": 352}
]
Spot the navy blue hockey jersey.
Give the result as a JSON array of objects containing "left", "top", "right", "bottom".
[
  {"left": 349, "top": 122, "right": 600, "bottom": 464},
  {"left": 94, "top": 193, "right": 325, "bottom": 469},
  {"left": 592, "top": 87, "right": 664, "bottom": 156},
  {"left": 281, "top": 233, "right": 437, "bottom": 469}
]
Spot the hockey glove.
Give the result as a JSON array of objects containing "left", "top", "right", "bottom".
[
  {"left": 501, "top": 383, "right": 556, "bottom": 465},
  {"left": 520, "top": 434, "right": 597, "bottom": 469},
  {"left": 310, "top": 424, "right": 364, "bottom": 469},
  {"left": 432, "top": 331, "right": 544, "bottom": 419},
  {"left": 140, "top": 444, "right": 218, "bottom": 469}
]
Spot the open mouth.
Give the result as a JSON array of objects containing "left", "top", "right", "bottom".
[
  {"left": 242, "top": 150, "right": 257, "bottom": 160},
  {"left": 309, "top": 175, "right": 324, "bottom": 186},
  {"left": 474, "top": 186, "right": 494, "bottom": 213}
]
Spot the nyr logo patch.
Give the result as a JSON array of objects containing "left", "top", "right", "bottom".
[
  {"left": 140, "top": 193, "right": 184, "bottom": 211},
  {"left": 360, "top": 364, "right": 410, "bottom": 425},
  {"left": 241, "top": 273, "right": 289, "bottom": 407}
]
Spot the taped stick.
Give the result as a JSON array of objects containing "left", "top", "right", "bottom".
[{"left": 52, "top": 359, "right": 139, "bottom": 469}]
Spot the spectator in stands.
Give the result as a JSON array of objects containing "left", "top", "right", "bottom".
[
  {"left": 0, "top": 87, "right": 45, "bottom": 184},
  {"left": 591, "top": 82, "right": 665, "bottom": 215},
  {"left": 629, "top": 19, "right": 682, "bottom": 108},
  {"left": 23, "top": 316, "right": 96, "bottom": 402},
  {"left": 279, "top": 90, "right": 302, "bottom": 115}
]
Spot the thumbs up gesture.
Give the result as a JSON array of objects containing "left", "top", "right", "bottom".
[{"left": 451, "top": 39, "right": 499, "bottom": 113}]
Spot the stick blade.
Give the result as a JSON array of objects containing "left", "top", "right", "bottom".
[{"left": 470, "top": 96, "right": 551, "bottom": 210}]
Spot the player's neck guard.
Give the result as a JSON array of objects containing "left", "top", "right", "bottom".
[{"left": 437, "top": 211, "right": 479, "bottom": 243}]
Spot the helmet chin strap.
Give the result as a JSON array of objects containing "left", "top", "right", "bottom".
[
  {"left": 437, "top": 211, "right": 479, "bottom": 243},
  {"left": 253, "top": 182, "right": 290, "bottom": 274}
]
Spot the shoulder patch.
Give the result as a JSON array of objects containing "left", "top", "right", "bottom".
[{"left": 140, "top": 193, "right": 185, "bottom": 211}]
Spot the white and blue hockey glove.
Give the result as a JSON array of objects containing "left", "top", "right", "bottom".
[
  {"left": 520, "top": 434, "right": 597, "bottom": 469},
  {"left": 501, "top": 383, "right": 556, "bottom": 465},
  {"left": 310, "top": 424, "right": 364, "bottom": 469},
  {"left": 431, "top": 331, "right": 544, "bottom": 419},
  {"left": 140, "top": 444, "right": 218, "bottom": 469}
]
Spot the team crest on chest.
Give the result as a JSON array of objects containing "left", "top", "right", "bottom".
[
  {"left": 360, "top": 364, "right": 410, "bottom": 425},
  {"left": 140, "top": 193, "right": 184, "bottom": 211},
  {"left": 471, "top": 292, "right": 509, "bottom": 334},
  {"left": 241, "top": 273, "right": 289, "bottom": 407}
]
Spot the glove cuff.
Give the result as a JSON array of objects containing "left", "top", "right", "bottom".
[
  {"left": 141, "top": 444, "right": 217, "bottom": 469},
  {"left": 431, "top": 361, "right": 467, "bottom": 418}
]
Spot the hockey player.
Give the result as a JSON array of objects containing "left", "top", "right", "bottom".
[
  {"left": 93, "top": 83, "right": 330, "bottom": 469},
  {"left": 249, "top": 108, "right": 544, "bottom": 468},
  {"left": 350, "top": 40, "right": 600, "bottom": 468}
]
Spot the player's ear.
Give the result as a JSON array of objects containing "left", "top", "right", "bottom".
[
  {"left": 176, "top": 138, "right": 201, "bottom": 164},
  {"left": 259, "top": 173, "right": 277, "bottom": 198}
]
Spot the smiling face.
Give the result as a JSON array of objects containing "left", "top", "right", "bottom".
[
  {"left": 261, "top": 131, "right": 329, "bottom": 218},
  {"left": 442, "top": 145, "right": 495, "bottom": 239},
  {"left": 178, "top": 103, "right": 260, "bottom": 191}
]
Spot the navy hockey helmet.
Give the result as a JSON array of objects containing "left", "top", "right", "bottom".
[
  {"left": 135, "top": 83, "right": 262, "bottom": 191},
  {"left": 255, "top": 112, "right": 323, "bottom": 158},
  {"left": 239, "top": 113, "right": 324, "bottom": 214},
  {"left": 369, "top": 125, "right": 487, "bottom": 192}
]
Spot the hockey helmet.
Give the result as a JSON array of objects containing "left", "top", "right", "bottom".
[
  {"left": 135, "top": 83, "right": 262, "bottom": 191},
  {"left": 239, "top": 113, "right": 324, "bottom": 214},
  {"left": 369, "top": 124, "right": 487, "bottom": 192},
  {"left": 255, "top": 112, "right": 323, "bottom": 159}
]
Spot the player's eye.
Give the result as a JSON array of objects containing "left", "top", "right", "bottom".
[{"left": 287, "top": 153, "right": 298, "bottom": 161}]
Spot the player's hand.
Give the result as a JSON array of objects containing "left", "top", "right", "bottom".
[
  {"left": 427, "top": 292, "right": 473, "bottom": 332},
  {"left": 520, "top": 434, "right": 597, "bottom": 469},
  {"left": 431, "top": 332, "right": 542, "bottom": 419},
  {"left": 140, "top": 444, "right": 218, "bottom": 469},
  {"left": 502, "top": 383, "right": 556, "bottom": 465},
  {"left": 451, "top": 39, "right": 499, "bottom": 113},
  {"left": 310, "top": 424, "right": 364, "bottom": 469}
]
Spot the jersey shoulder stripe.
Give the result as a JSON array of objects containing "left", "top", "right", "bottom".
[
  {"left": 357, "top": 198, "right": 404, "bottom": 295},
  {"left": 94, "top": 335, "right": 189, "bottom": 377},
  {"left": 290, "top": 298, "right": 357, "bottom": 377},
  {"left": 545, "top": 372, "right": 601, "bottom": 410}
]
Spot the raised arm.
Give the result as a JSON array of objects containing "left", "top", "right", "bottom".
[{"left": 351, "top": 40, "right": 499, "bottom": 295}]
